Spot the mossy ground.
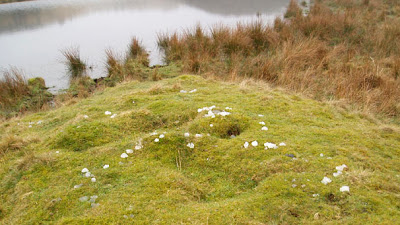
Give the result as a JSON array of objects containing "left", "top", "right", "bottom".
[{"left": 0, "top": 74, "right": 399, "bottom": 224}]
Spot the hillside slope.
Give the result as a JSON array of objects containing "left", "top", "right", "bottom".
[{"left": 0, "top": 75, "right": 399, "bottom": 224}]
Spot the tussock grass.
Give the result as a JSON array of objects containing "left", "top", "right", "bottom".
[
  {"left": 0, "top": 135, "right": 26, "bottom": 156},
  {"left": 62, "top": 47, "right": 87, "bottom": 80},
  {"left": 0, "top": 68, "right": 30, "bottom": 111},
  {"left": 0, "top": 69, "right": 53, "bottom": 118},
  {"left": 127, "top": 37, "right": 149, "bottom": 67},
  {"left": 158, "top": 0, "right": 400, "bottom": 117}
]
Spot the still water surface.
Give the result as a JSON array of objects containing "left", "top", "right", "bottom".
[{"left": 0, "top": 0, "right": 290, "bottom": 91}]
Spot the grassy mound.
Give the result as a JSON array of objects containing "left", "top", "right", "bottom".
[{"left": 0, "top": 75, "right": 399, "bottom": 224}]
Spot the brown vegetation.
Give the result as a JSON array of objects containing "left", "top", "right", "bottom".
[
  {"left": 158, "top": 0, "right": 400, "bottom": 117},
  {"left": 0, "top": 69, "right": 53, "bottom": 118}
]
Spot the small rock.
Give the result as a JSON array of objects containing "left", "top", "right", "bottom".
[
  {"left": 259, "top": 121, "right": 266, "bottom": 125},
  {"left": 121, "top": 153, "right": 128, "bottom": 159},
  {"left": 285, "top": 154, "right": 295, "bottom": 158},
  {"left": 336, "top": 164, "right": 347, "bottom": 172},
  {"left": 105, "top": 111, "right": 112, "bottom": 115},
  {"left": 230, "top": 135, "right": 236, "bottom": 139},
  {"left": 126, "top": 149, "right": 134, "bottom": 154},
  {"left": 154, "top": 138, "right": 159, "bottom": 142},
  {"left": 83, "top": 115, "right": 89, "bottom": 119},
  {"left": 244, "top": 142, "right": 249, "bottom": 148},
  {"left": 110, "top": 114, "right": 117, "bottom": 119},
  {"left": 187, "top": 143, "right": 194, "bottom": 149},
  {"left": 159, "top": 134, "right": 165, "bottom": 139},
  {"left": 321, "top": 177, "right": 332, "bottom": 185},
  {"left": 91, "top": 177, "right": 96, "bottom": 182},
  {"left": 292, "top": 184, "right": 297, "bottom": 188},
  {"left": 210, "top": 124, "right": 213, "bottom": 127},
  {"left": 312, "top": 194, "right": 320, "bottom": 198},
  {"left": 184, "top": 132, "right": 190, "bottom": 137},
  {"left": 195, "top": 134, "right": 203, "bottom": 138},
  {"left": 251, "top": 141, "right": 258, "bottom": 147},
  {"left": 261, "top": 126, "right": 268, "bottom": 131},
  {"left": 258, "top": 114, "right": 264, "bottom": 117},
  {"left": 91, "top": 203, "right": 100, "bottom": 208},
  {"left": 79, "top": 196, "right": 89, "bottom": 202},
  {"left": 333, "top": 171, "right": 342, "bottom": 177},
  {"left": 320, "top": 153, "right": 324, "bottom": 157},
  {"left": 314, "top": 212, "right": 319, "bottom": 220},
  {"left": 56, "top": 151, "right": 60, "bottom": 154},
  {"left": 103, "top": 165, "right": 109, "bottom": 169},
  {"left": 279, "top": 142, "right": 286, "bottom": 146},
  {"left": 340, "top": 186, "right": 350, "bottom": 192},
  {"left": 85, "top": 172, "right": 91, "bottom": 178},
  {"left": 180, "top": 90, "right": 187, "bottom": 93},
  {"left": 74, "top": 184, "right": 83, "bottom": 189}
]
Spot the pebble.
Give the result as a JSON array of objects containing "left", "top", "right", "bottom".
[
  {"left": 244, "top": 142, "right": 249, "bottom": 148},
  {"left": 259, "top": 121, "right": 266, "bottom": 125},
  {"left": 279, "top": 142, "right": 286, "bottom": 146},
  {"left": 154, "top": 138, "right": 160, "bottom": 142},
  {"left": 286, "top": 154, "right": 295, "bottom": 158},
  {"left": 121, "top": 153, "right": 128, "bottom": 159},
  {"left": 251, "top": 141, "right": 258, "bottom": 147},
  {"left": 79, "top": 196, "right": 89, "bottom": 202},
  {"left": 336, "top": 164, "right": 347, "bottom": 171},
  {"left": 187, "top": 143, "right": 194, "bottom": 149},
  {"left": 333, "top": 171, "right": 342, "bottom": 177},
  {"left": 91, "top": 178, "right": 96, "bottom": 182},
  {"left": 159, "top": 134, "right": 165, "bottom": 139},
  {"left": 184, "top": 132, "right": 190, "bottom": 137},
  {"left": 103, "top": 165, "right": 109, "bottom": 169},
  {"left": 321, "top": 177, "right": 332, "bottom": 185},
  {"left": 85, "top": 172, "right": 91, "bottom": 177},
  {"left": 126, "top": 149, "right": 134, "bottom": 154},
  {"left": 261, "top": 126, "right": 268, "bottom": 131},
  {"left": 340, "top": 186, "right": 350, "bottom": 192},
  {"left": 105, "top": 111, "right": 112, "bottom": 115},
  {"left": 74, "top": 184, "right": 83, "bottom": 189}
]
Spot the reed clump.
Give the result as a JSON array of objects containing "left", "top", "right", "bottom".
[
  {"left": 104, "top": 37, "right": 150, "bottom": 85},
  {"left": 0, "top": 69, "right": 52, "bottom": 118},
  {"left": 157, "top": 0, "right": 400, "bottom": 117},
  {"left": 62, "top": 47, "right": 87, "bottom": 80}
]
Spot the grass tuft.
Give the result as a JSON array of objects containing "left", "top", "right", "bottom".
[{"left": 62, "top": 47, "right": 87, "bottom": 80}]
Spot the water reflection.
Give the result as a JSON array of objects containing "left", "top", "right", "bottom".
[
  {"left": 0, "top": 0, "right": 290, "bottom": 91},
  {"left": 0, "top": 0, "right": 289, "bottom": 34}
]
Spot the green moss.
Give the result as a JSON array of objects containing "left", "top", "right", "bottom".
[
  {"left": 190, "top": 113, "right": 250, "bottom": 139},
  {"left": 53, "top": 121, "right": 121, "bottom": 151},
  {"left": 0, "top": 75, "right": 399, "bottom": 224}
]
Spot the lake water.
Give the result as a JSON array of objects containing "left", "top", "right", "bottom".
[{"left": 0, "top": 0, "right": 290, "bottom": 91}]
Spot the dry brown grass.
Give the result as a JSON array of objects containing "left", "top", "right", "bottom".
[
  {"left": 127, "top": 37, "right": 149, "bottom": 67},
  {"left": 158, "top": 0, "right": 400, "bottom": 117},
  {"left": 0, "top": 68, "right": 30, "bottom": 112},
  {"left": 0, "top": 135, "right": 27, "bottom": 156},
  {"left": 61, "top": 47, "right": 87, "bottom": 80}
]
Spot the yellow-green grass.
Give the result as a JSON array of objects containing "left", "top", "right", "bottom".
[{"left": 0, "top": 75, "right": 399, "bottom": 224}]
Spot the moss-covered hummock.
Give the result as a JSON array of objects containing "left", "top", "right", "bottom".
[{"left": 0, "top": 75, "right": 399, "bottom": 224}]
